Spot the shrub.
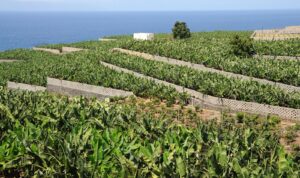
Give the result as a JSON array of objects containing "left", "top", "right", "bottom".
[
  {"left": 230, "top": 35, "right": 256, "bottom": 57},
  {"left": 172, "top": 21, "right": 191, "bottom": 39}
]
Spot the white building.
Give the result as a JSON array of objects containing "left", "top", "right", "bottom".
[{"left": 133, "top": 33, "right": 154, "bottom": 41}]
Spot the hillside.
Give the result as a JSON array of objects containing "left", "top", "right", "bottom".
[{"left": 0, "top": 31, "right": 300, "bottom": 177}]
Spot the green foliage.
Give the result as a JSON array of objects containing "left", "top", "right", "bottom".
[
  {"left": 0, "top": 49, "right": 52, "bottom": 60},
  {"left": 172, "top": 21, "right": 191, "bottom": 39},
  {"left": 0, "top": 88, "right": 299, "bottom": 177},
  {"left": 255, "top": 39, "right": 300, "bottom": 56},
  {"left": 285, "top": 124, "right": 300, "bottom": 143},
  {"left": 230, "top": 35, "right": 256, "bottom": 57}
]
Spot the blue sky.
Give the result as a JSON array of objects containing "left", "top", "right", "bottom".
[{"left": 1, "top": 0, "right": 300, "bottom": 11}]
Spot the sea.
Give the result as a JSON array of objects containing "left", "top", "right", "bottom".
[{"left": 1, "top": 10, "right": 300, "bottom": 51}]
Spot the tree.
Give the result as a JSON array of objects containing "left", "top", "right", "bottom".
[
  {"left": 230, "top": 35, "right": 256, "bottom": 57},
  {"left": 172, "top": 21, "right": 191, "bottom": 39}
]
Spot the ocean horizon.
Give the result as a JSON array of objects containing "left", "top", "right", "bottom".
[{"left": 1, "top": 10, "right": 300, "bottom": 51}]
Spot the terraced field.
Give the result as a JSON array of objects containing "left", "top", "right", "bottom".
[
  {"left": 1, "top": 31, "right": 300, "bottom": 177},
  {"left": 120, "top": 32, "right": 300, "bottom": 86},
  {"left": 98, "top": 51, "right": 300, "bottom": 109},
  {"left": 0, "top": 50, "right": 187, "bottom": 103}
]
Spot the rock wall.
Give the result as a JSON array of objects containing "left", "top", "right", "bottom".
[{"left": 7, "top": 82, "right": 46, "bottom": 92}]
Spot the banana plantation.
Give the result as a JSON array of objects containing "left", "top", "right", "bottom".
[{"left": 0, "top": 31, "right": 300, "bottom": 177}]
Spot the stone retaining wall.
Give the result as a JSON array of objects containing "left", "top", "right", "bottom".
[
  {"left": 251, "top": 26, "right": 300, "bottom": 41},
  {"left": 7, "top": 82, "right": 46, "bottom": 92},
  {"left": 100, "top": 61, "right": 300, "bottom": 120},
  {"left": 33, "top": 47, "right": 85, "bottom": 54},
  {"left": 7, "top": 79, "right": 133, "bottom": 100},
  {"left": 0, "top": 59, "right": 19, "bottom": 63},
  {"left": 33, "top": 47, "right": 61, "bottom": 54},
  {"left": 99, "top": 38, "right": 117, "bottom": 41},
  {"left": 113, "top": 48, "right": 300, "bottom": 93},
  {"left": 47, "top": 77, "right": 133, "bottom": 100},
  {"left": 61, "top": 47, "right": 86, "bottom": 53}
]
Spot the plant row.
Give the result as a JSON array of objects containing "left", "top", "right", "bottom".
[
  {"left": 0, "top": 49, "right": 54, "bottom": 60},
  {"left": 38, "top": 31, "right": 300, "bottom": 57},
  {"left": 255, "top": 39, "right": 300, "bottom": 56}
]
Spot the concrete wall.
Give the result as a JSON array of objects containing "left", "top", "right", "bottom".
[
  {"left": 7, "top": 78, "right": 133, "bottom": 100},
  {"left": 113, "top": 48, "right": 300, "bottom": 93},
  {"left": 99, "top": 38, "right": 117, "bottom": 41},
  {"left": 62, "top": 47, "right": 86, "bottom": 53},
  {"left": 7, "top": 82, "right": 46, "bottom": 92},
  {"left": 0, "top": 59, "right": 19, "bottom": 63},
  {"left": 33, "top": 47, "right": 85, "bottom": 55},
  {"left": 47, "top": 77, "right": 133, "bottom": 100},
  {"left": 100, "top": 61, "right": 300, "bottom": 120},
  {"left": 33, "top": 47, "right": 61, "bottom": 54}
]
